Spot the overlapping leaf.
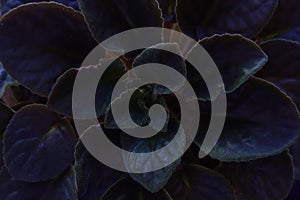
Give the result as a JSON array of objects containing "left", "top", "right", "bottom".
[
  {"left": 196, "top": 77, "right": 300, "bottom": 161},
  {"left": 187, "top": 34, "right": 267, "bottom": 100},
  {"left": 48, "top": 58, "right": 126, "bottom": 118},
  {"left": 3, "top": 104, "right": 77, "bottom": 182},
  {"left": 0, "top": 102, "right": 14, "bottom": 168},
  {"left": 121, "top": 119, "right": 184, "bottom": 193},
  {"left": 132, "top": 43, "right": 187, "bottom": 94},
  {"left": 165, "top": 165, "right": 235, "bottom": 200},
  {"left": 0, "top": 166, "right": 77, "bottom": 200},
  {"left": 176, "top": 0, "right": 277, "bottom": 40},
  {"left": 256, "top": 40, "right": 300, "bottom": 177},
  {"left": 75, "top": 142, "right": 124, "bottom": 200},
  {"left": 0, "top": 0, "right": 79, "bottom": 16},
  {"left": 2, "top": 83, "right": 46, "bottom": 110},
  {"left": 218, "top": 151, "right": 293, "bottom": 200},
  {"left": 0, "top": 2, "right": 96, "bottom": 96},
  {"left": 0, "top": 63, "right": 14, "bottom": 95},
  {"left": 100, "top": 178, "right": 172, "bottom": 200},
  {"left": 78, "top": 0, "right": 163, "bottom": 44},
  {"left": 260, "top": 0, "right": 300, "bottom": 42}
]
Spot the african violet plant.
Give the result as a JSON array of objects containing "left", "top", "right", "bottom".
[{"left": 0, "top": 0, "right": 300, "bottom": 199}]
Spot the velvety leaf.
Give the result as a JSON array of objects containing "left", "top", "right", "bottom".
[
  {"left": 257, "top": 40, "right": 300, "bottom": 110},
  {"left": 78, "top": 0, "right": 163, "bottom": 44},
  {"left": 0, "top": 0, "right": 79, "bottom": 15},
  {"left": 48, "top": 58, "right": 126, "bottom": 118},
  {"left": 165, "top": 165, "right": 235, "bottom": 200},
  {"left": 121, "top": 119, "right": 183, "bottom": 193},
  {"left": 0, "top": 2, "right": 97, "bottom": 96},
  {"left": 176, "top": 0, "right": 277, "bottom": 40},
  {"left": 132, "top": 43, "right": 187, "bottom": 94},
  {"left": 157, "top": 0, "right": 176, "bottom": 23},
  {"left": 100, "top": 177, "right": 172, "bottom": 200},
  {"left": 40, "top": 166, "right": 77, "bottom": 200},
  {"left": 0, "top": 166, "right": 77, "bottom": 200},
  {"left": 259, "top": 0, "right": 300, "bottom": 42},
  {"left": 0, "top": 102, "right": 14, "bottom": 168},
  {"left": 187, "top": 34, "right": 267, "bottom": 100},
  {"left": 217, "top": 151, "right": 293, "bottom": 200},
  {"left": 3, "top": 104, "right": 77, "bottom": 182},
  {"left": 2, "top": 83, "right": 46, "bottom": 110},
  {"left": 0, "top": 63, "right": 14, "bottom": 95},
  {"left": 75, "top": 141, "right": 124, "bottom": 200},
  {"left": 196, "top": 77, "right": 300, "bottom": 161}
]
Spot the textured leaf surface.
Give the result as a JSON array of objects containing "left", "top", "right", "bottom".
[
  {"left": 75, "top": 142, "right": 124, "bottom": 200},
  {"left": 0, "top": 2, "right": 96, "bottom": 96},
  {"left": 176, "top": 0, "right": 277, "bottom": 40},
  {"left": 0, "top": 166, "right": 77, "bottom": 200},
  {"left": 48, "top": 58, "right": 126, "bottom": 118},
  {"left": 218, "top": 152, "right": 293, "bottom": 200},
  {"left": 100, "top": 178, "right": 172, "bottom": 200},
  {"left": 165, "top": 165, "right": 234, "bottom": 200},
  {"left": 187, "top": 34, "right": 267, "bottom": 100},
  {"left": 121, "top": 119, "right": 183, "bottom": 193},
  {"left": 78, "top": 0, "right": 162, "bottom": 44},
  {"left": 3, "top": 104, "right": 77, "bottom": 182},
  {"left": 196, "top": 78, "right": 300, "bottom": 161}
]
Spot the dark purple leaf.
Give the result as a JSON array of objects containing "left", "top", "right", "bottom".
[
  {"left": 3, "top": 104, "right": 77, "bottom": 182},
  {"left": 0, "top": 2, "right": 96, "bottom": 96},
  {"left": 260, "top": 0, "right": 300, "bottom": 42},
  {"left": 196, "top": 77, "right": 300, "bottom": 161},
  {"left": 100, "top": 177, "right": 172, "bottom": 200},
  {"left": 78, "top": 0, "right": 163, "bottom": 44},
  {"left": 48, "top": 58, "right": 126, "bottom": 118},
  {"left": 165, "top": 165, "right": 235, "bottom": 200},
  {"left": 75, "top": 141, "right": 125, "bottom": 200},
  {"left": 176, "top": 0, "right": 277, "bottom": 40},
  {"left": 188, "top": 34, "right": 267, "bottom": 100},
  {"left": 218, "top": 151, "right": 293, "bottom": 200}
]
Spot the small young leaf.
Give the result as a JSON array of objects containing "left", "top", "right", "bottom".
[
  {"left": 165, "top": 165, "right": 235, "bottom": 200},
  {"left": 75, "top": 141, "right": 124, "bottom": 200},
  {"left": 195, "top": 77, "right": 300, "bottom": 161},
  {"left": 176, "top": 0, "right": 277, "bottom": 40},
  {"left": 217, "top": 151, "right": 293, "bottom": 200},
  {"left": 78, "top": 0, "right": 163, "bottom": 44},
  {"left": 0, "top": 2, "right": 97, "bottom": 96},
  {"left": 100, "top": 177, "right": 172, "bottom": 200},
  {"left": 133, "top": 43, "right": 187, "bottom": 94},
  {"left": 3, "top": 104, "right": 77, "bottom": 182}
]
